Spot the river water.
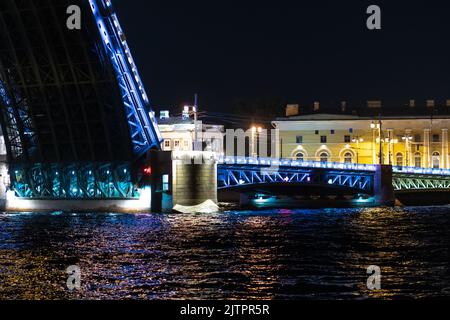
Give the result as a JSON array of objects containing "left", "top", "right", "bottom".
[{"left": 0, "top": 206, "right": 449, "bottom": 300}]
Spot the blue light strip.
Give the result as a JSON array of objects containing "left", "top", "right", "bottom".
[
  {"left": 89, "top": 0, "right": 162, "bottom": 156},
  {"left": 218, "top": 156, "right": 377, "bottom": 172},
  {"left": 393, "top": 166, "right": 450, "bottom": 176},
  {"left": 219, "top": 156, "right": 450, "bottom": 176}
]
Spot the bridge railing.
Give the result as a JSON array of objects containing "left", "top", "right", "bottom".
[
  {"left": 218, "top": 156, "right": 377, "bottom": 172},
  {"left": 393, "top": 166, "right": 450, "bottom": 176}
]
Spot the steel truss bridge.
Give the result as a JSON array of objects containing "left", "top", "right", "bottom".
[
  {"left": 217, "top": 157, "right": 450, "bottom": 194},
  {"left": 0, "top": 0, "right": 162, "bottom": 199}
]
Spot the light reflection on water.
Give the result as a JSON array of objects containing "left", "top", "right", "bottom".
[{"left": 0, "top": 206, "right": 449, "bottom": 300}]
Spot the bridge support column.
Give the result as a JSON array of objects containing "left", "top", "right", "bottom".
[
  {"left": 148, "top": 151, "right": 173, "bottom": 213},
  {"left": 172, "top": 151, "right": 218, "bottom": 210},
  {"left": 239, "top": 193, "right": 251, "bottom": 208},
  {"left": 373, "top": 165, "right": 395, "bottom": 206},
  {"left": 0, "top": 160, "right": 8, "bottom": 210}
]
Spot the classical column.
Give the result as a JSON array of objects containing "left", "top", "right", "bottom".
[
  {"left": 405, "top": 129, "right": 412, "bottom": 167},
  {"left": 423, "top": 129, "right": 430, "bottom": 168},
  {"left": 387, "top": 129, "right": 394, "bottom": 165},
  {"left": 372, "top": 129, "right": 377, "bottom": 164},
  {"left": 442, "top": 129, "right": 448, "bottom": 169}
]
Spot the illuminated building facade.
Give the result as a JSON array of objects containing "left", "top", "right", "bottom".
[
  {"left": 272, "top": 111, "right": 450, "bottom": 169},
  {"left": 157, "top": 110, "right": 224, "bottom": 153}
]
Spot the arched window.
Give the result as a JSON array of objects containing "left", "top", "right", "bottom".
[
  {"left": 344, "top": 152, "right": 353, "bottom": 164},
  {"left": 396, "top": 153, "right": 403, "bottom": 167},
  {"left": 319, "top": 152, "right": 329, "bottom": 163},
  {"left": 432, "top": 152, "right": 440, "bottom": 169},
  {"left": 295, "top": 152, "right": 305, "bottom": 161},
  {"left": 414, "top": 153, "right": 422, "bottom": 168}
]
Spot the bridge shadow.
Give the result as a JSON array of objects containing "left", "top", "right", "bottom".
[
  {"left": 395, "top": 190, "right": 450, "bottom": 206},
  {"left": 218, "top": 183, "right": 375, "bottom": 209}
]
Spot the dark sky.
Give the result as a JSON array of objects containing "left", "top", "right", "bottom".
[{"left": 114, "top": 0, "right": 450, "bottom": 114}]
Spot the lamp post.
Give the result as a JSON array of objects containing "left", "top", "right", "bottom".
[
  {"left": 386, "top": 137, "right": 399, "bottom": 165},
  {"left": 370, "top": 119, "right": 382, "bottom": 164},
  {"left": 402, "top": 134, "right": 413, "bottom": 167},
  {"left": 185, "top": 94, "right": 200, "bottom": 151},
  {"left": 251, "top": 126, "right": 262, "bottom": 158},
  {"left": 351, "top": 136, "right": 364, "bottom": 163}
]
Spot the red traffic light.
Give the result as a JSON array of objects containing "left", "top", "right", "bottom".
[{"left": 143, "top": 167, "right": 152, "bottom": 175}]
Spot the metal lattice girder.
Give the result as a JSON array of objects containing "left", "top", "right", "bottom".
[
  {"left": 89, "top": 0, "right": 162, "bottom": 156},
  {"left": 218, "top": 165, "right": 373, "bottom": 192},
  {"left": 323, "top": 172, "right": 372, "bottom": 191},
  {"left": 0, "top": 0, "right": 162, "bottom": 168},
  {"left": 393, "top": 173, "right": 450, "bottom": 191},
  {"left": 0, "top": 79, "right": 38, "bottom": 161},
  {"left": 10, "top": 162, "right": 138, "bottom": 199}
]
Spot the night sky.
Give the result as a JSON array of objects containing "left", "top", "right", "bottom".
[{"left": 114, "top": 0, "right": 450, "bottom": 115}]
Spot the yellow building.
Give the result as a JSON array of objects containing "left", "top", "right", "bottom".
[{"left": 272, "top": 113, "right": 450, "bottom": 169}]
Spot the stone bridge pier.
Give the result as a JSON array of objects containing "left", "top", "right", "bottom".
[
  {"left": 149, "top": 151, "right": 218, "bottom": 212},
  {"left": 374, "top": 165, "right": 395, "bottom": 206}
]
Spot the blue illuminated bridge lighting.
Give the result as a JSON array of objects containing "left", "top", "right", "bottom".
[
  {"left": 218, "top": 156, "right": 450, "bottom": 176},
  {"left": 218, "top": 156, "right": 378, "bottom": 172},
  {"left": 217, "top": 156, "right": 450, "bottom": 193}
]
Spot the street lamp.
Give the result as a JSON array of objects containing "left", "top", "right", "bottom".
[
  {"left": 371, "top": 119, "right": 382, "bottom": 164},
  {"left": 351, "top": 136, "right": 364, "bottom": 163},
  {"left": 402, "top": 134, "right": 413, "bottom": 166},
  {"left": 185, "top": 94, "right": 200, "bottom": 150},
  {"left": 251, "top": 126, "right": 262, "bottom": 157},
  {"left": 387, "top": 138, "right": 399, "bottom": 165}
]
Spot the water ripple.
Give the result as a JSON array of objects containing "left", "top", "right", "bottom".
[{"left": 0, "top": 206, "right": 449, "bottom": 299}]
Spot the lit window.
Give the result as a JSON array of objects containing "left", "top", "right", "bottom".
[
  {"left": 432, "top": 152, "right": 440, "bottom": 169},
  {"left": 414, "top": 153, "right": 421, "bottom": 168},
  {"left": 295, "top": 152, "right": 305, "bottom": 161},
  {"left": 164, "top": 140, "right": 171, "bottom": 149},
  {"left": 162, "top": 174, "right": 169, "bottom": 191},
  {"left": 344, "top": 152, "right": 353, "bottom": 164},
  {"left": 319, "top": 152, "right": 329, "bottom": 163}
]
